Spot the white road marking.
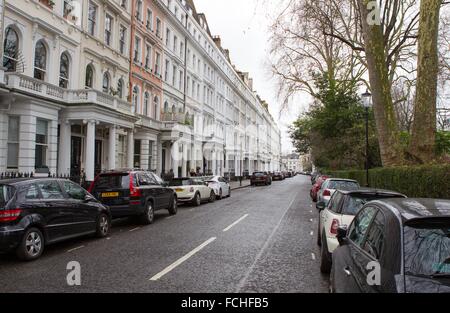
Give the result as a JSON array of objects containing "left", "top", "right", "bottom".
[
  {"left": 129, "top": 227, "right": 141, "bottom": 232},
  {"left": 67, "top": 246, "right": 85, "bottom": 253},
  {"left": 310, "top": 231, "right": 314, "bottom": 236},
  {"left": 150, "top": 237, "right": 217, "bottom": 281},
  {"left": 106, "top": 237, "right": 111, "bottom": 240},
  {"left": 310, "top": 219, "right": 313, "bottom": 222},
  {"left": 311, "top": 253, "right": 316, "bottom": 260},
  {"left": 166, "top": 216, "right": 174, "bottom": 220},
  {"left": 223, "top": 214, "right": 249, "bottom": 232}
]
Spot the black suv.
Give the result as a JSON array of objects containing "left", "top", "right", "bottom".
[
  {"left": 88, "top": 170, "right": 177, "bottom": 224},
  {"left": 0, "top": 178, "right": 111, "bottom": 261}
]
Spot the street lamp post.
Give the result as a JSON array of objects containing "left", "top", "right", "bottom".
[{"left": 361, "top": 90, "right": 372, "bottom": 187}]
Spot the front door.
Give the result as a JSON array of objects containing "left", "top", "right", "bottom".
[{"left": 71, "top": 136, "right": 82, "bottom": 177}]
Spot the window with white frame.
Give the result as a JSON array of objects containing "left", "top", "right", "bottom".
[
  {"left": 173, "top": 35, "right": 177, "bottom": 52},
  {"left": 35, "top": 119, "right": 48, "bottom": 171},
  {"left": 155, "top": 52, "right": 161, "bottom": 75},
  {"left": 104, "top": 14, "right": 113, "bottom": 46},
  {"left": 146, "top": 9, "right": 153, "bottom": 30},
  {"left": 34, "top": 40, "right": 47, "bottom": 81},
  {"left": 134, "top": 36, "right": 141, "bottom": 63},
  {"left": 144, "top": 92, "right": 149, "bottom": 116},
  {"left": 119, "top": 26, "right": 127, "bottom": 55},
  {"left": 136, "top": 1, "right": 143, "bottom": 21},
  {"left": 164, "top": 59, "right": 170, "bottom": 81},
  {"left": 156, "top": 18, "right": 162, "bottom": 38},
  {"left": 179, "top": 70, "right": 183, "bottom": 90},
  {"left": 88, "top": 1, "right": 97, "bottom": 36},
  {"left": 59, "top": 52, "right": 70, "bottom": 88},
  {"left": 145, "top": 44, "right": 151, "bottom": 69},
  {"left": 165, "top": 28, "right": 171, "bottom": 47},
  {"left": 7, "top": 116, "right": 19, "bottom": 169},
  {"left": 172, "top": 65, "right": 176, "bottom": 86}
]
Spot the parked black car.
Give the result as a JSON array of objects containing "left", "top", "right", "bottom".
[
  {"left": 88, "top": 170, "right": 177, "bottom": 224},
  {"left": 250, "top": 172, "right": 272, "bottom": 186},
  {"left": 0, "top": 178, "right": 111, "bottom": 261},
  {"left": 331, "top": 198, "right": 450, "bottom": 293},
  {"left": 272, "top": 171, "right": 284, "bottom": 181}
]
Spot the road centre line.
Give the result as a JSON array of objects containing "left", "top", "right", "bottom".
[
  {"left": 235, "top": 191, "right": 300, "bottom": 292},
  {"left": 149, "top": 237, "right": 217, "bottom": 281},
  {"left": 223, "top": 214, "right": 249, "bottom": 232}
]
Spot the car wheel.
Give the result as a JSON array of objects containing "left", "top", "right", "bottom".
[
  {"left": 96, "top": 213, "right": 110, "bottom": 238},
  {"left": 168, "top": 195, "right": 178, "bottom": 215},
  {"left": 320, "top": 232, "right": 332, "bottom": 274},
  {"left": 209, "top": 191, "right": 216, "bottom": 203},
  {"left": 217, "top": 189, "right": 222, "bottom": 200},
  {"left": 16, "top": 227, "right": 44, "bottom": 261},
  {"left": 140, "top": 201, "right": 155, "bottom": 225},
  {"left": 193, "top": 193, "right": 201, "bottom": 206},
  {"left": 227, "top": 188, "right": 231, "bottom": 198}
]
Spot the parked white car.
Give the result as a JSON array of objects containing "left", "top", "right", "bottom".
[
  {"left": 317, "top": 189, "right": 406, "bottom": 274},
  {"left": 316, "top": 178, "right": 360, "bottom": 206},
  {"left": 169, "top": 178, "right": 216, "bottom": 206},
  {"left": 205, "top": 176, "right": 231, "bottom": 199}
]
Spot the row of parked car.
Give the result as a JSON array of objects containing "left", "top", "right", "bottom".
[
  {"left": 308, "top": 172, "right": 450, "bottom": 293},
  {"left": 250, "top": 170, "right": 297, "bottom": 186},
  {"left": 0, "top": 169, "right": 232, "bottom": 261}
]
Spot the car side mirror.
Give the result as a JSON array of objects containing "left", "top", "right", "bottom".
[
  {"left": 336, "top": 225, "right": 348, "bottom": 246},
  {"left": 316, "top": 201, "right": 326, "bottom": 211},
  {"left": 84, "top": 194, "right": 96, "bottom": 203}
]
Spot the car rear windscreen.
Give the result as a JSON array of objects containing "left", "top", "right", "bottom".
[
  {"left": 0, "top": 185, "right": 15, "bottom": 207},
  {"left": 169, "top": 179, "right": 191, "bottom": 186},
  {"left": 328, "top": 181, "right": 359, "bottom": 190},
  {"left": 342, "top": 194, "right": 403, "bottom": 215},
  {"left": 404, "top": 219, "right": 450, "bottom": 277},
  {"left": 94, "top": 174, "right": 130, "bottom": 190},
  {"left": 253, "top": 172, "right": 264, "bottom": 176}
]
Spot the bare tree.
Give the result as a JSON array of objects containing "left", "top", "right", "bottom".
[{"left": 269, "top": 0, "right": 365, "bottom": 108}]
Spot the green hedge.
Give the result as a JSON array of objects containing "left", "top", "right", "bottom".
[{"left": 325, "top": 164, "right": 450, "bottom": 199}]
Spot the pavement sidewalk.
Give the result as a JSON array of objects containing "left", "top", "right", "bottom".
[{"left": 230, "top": 179, "right": 251, "bottom": 190}]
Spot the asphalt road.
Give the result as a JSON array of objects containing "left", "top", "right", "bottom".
[{"left": 0, "top": 175, "right": 329, "bottom": 293}]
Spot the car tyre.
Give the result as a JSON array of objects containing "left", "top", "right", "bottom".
[
  {"left": 16, "top": 227, "right": 44, "bottom": 261},
  {"left": 217, "top": 189, "right": 222, "bottom": 200},
  {"left": 209, "top": 191, "right": 216, "bottom": 203},
  {"left": 140, "top": 201, "right": 155, "bottom": 225},
  {"left": 96, "top": 213, "right": 110, "bottom": 238},
  {"left": 193, "top": 193, "right": 201, "bottom": 206},
  {"left": 320, "top": 232, "right": 332, "bottom": 274},
  {"left": 168, "top": 195, "right": 178, "bottom": 215},
  {"left": 317, "top": 217, "right": 322, "bottom": 246},
  {"left": 227, "top": 188, "right": 231, "bottom": 198}
]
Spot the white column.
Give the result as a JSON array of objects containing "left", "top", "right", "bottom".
[
  {"left": 181, "top": 143, "right": 187, "bottom": 177},
  {"left": 127, "top": 129, "right": 134, "bottom": 169},
  {"left": 212, "top": 150, "right": 217, "bottom": 175},
  {"left": 58, "top": 120, "right": 71, "bottom": 175},
  {"left": 108, "top": 126, "right": 116, "bottom": 170},
  {"left": 172, "top": 141, "right": 179, "bottom": 178},
  {"left": 85, "top": 120, "right": 96, "bottom": 182}
]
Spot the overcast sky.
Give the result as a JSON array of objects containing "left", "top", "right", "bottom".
[{"left": 194, "top": 0, "right": 308, "bottom": 154}]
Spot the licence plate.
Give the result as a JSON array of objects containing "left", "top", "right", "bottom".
[
  {"left": 175, "top": 188, "right": 184, "bottom": 192},
  {"left": 102, "top": 192, "right": 119, "bottom": 198}
]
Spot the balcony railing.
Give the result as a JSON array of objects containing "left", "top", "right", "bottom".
[
  {"left": 5, "top": 73, "right": 133, "bottom": 115},
  {"left": 161, "top": 112, "right": 194, "bottom": 126}
]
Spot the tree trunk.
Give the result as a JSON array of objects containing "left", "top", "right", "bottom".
[
  {"left": 358, "top": 0, "right": 404, "bottom": 166},
  {"left": 409, "top": 0, "right": 441, "bottom": 163}
]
